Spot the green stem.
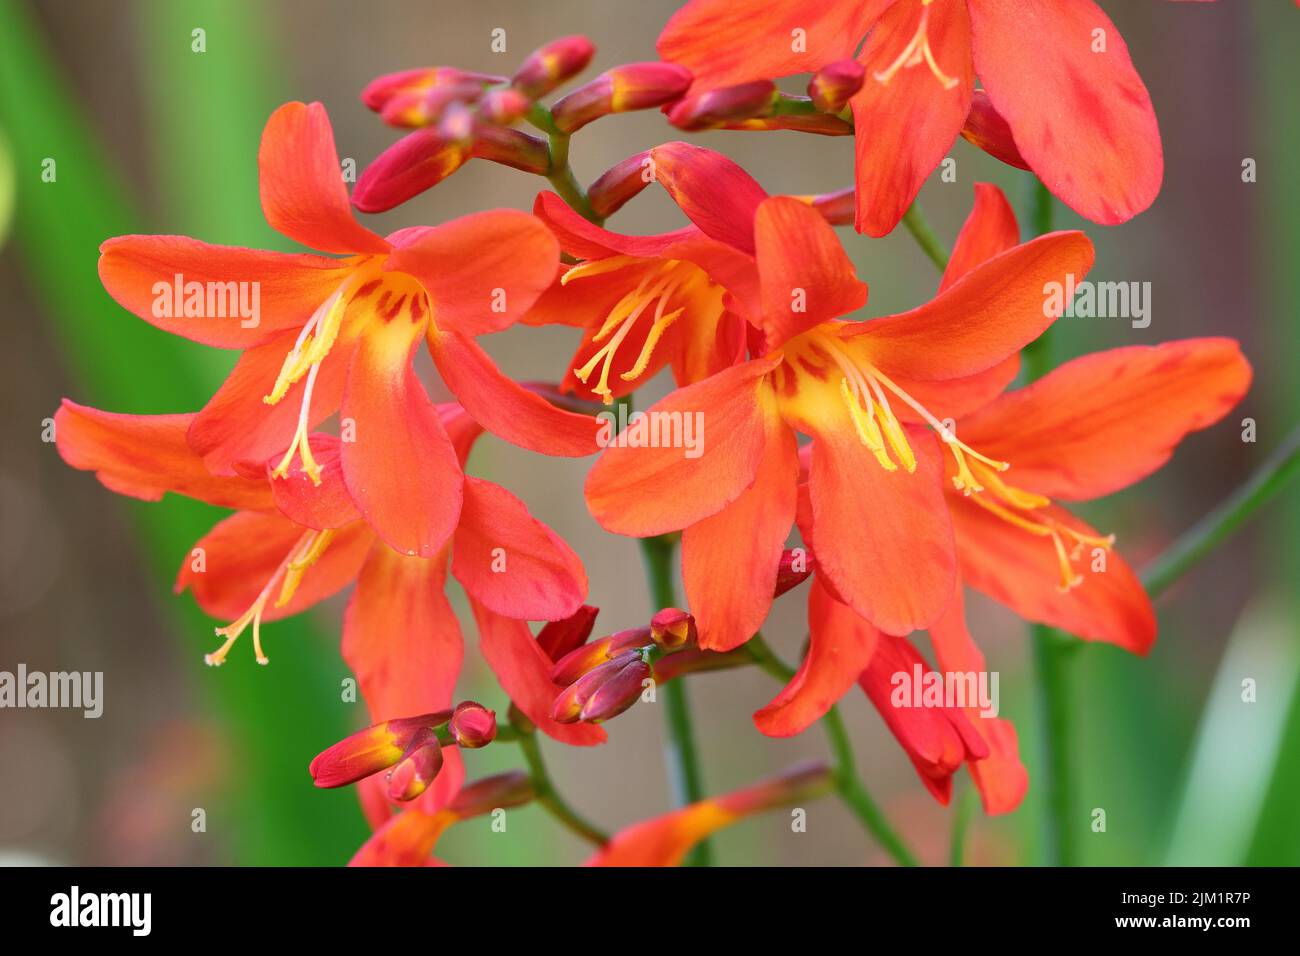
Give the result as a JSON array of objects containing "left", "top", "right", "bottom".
[
  {"left": 639, "top": 534, "right": 713, "bottom": 866},
  {"left": 528, "top": 103, "right": 602, "bottom": 225},
  {"left": 747, "top": 634, "right": 919, "bottom": 866},
  {"left": 949, "top": 786, "right": 977, "bottom": 867},
  {"left": 900, "top": 202, "right": 950, "bottom": 271},
  {"left": 513, "top": 717, "right": 609, "bottom": 847},
  {"left": 1142, "top": 423, "right": 1300, "bottom": 599},
  {"left": 1021, "top": 181, "right": 1057, "bottom": 381},
  {"left": 1031, "top": 625, "right": 1078, "bottom": 866}
]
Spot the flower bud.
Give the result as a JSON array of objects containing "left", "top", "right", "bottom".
[
  {"left": 362, "top": 67, "right": 503, "bottom": 128},
  {"left": 805, "top": 187, "right": 855, "bottom": 227},
  {"left": 352, "top": 127, "right": 472, "bottom": 213},
  {"left": 587, "top": 151, "right": 654, "bottom": 219},
  {"left": 386, "top": 734, "right": 444, "bottom": 802},
  {"left": 552, "top": 62, "right": 693, "bottom": 134},
  {"left": 310, "top": 711, "right": 451, "bottom": 789},
  {"left": 537, "top": 604, "right": 601, "bottom": 661},
  {"left": 580, "top": 652, "right": 653, "bottom": 723},
  {"left": 449, "top": 701, "right": 497, "bottom": 749},
  {"left": 478, "top": 87, "right": 532, "bottom": 125},
  {"left": 960, "top": 90, "right": 1029, "bottom": 171},
  {"left": 550, "top": 626, "right": 651, "bottom": 686},
  {"left": 808, "top": 59, "right": 865, "bottom": 113},
  {"left": 650, "top": 607, "right": 696, "bottom": 649},
  {"left": 448, "top": 770, "right": 535, "bottom": 816},
  {"left": 512, "top": 35, "right": 596, "bottom": 99},
  {"left": 666, "top": 79, "right": 776, "bottom": 132},
  {"left": 471, "top": 126, "right": 551, "bottom": 175},
  {"left": 774, "top": 548, "right": 816, "bottom": 598}
]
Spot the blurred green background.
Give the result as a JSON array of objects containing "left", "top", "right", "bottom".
[{"left": 0, "top": 0, "right": 1296, "bottom": 866}]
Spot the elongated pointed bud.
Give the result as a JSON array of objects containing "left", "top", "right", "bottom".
[
  {"left": 310, "top": 711, "right": 451, "bottom": 789},
  {"left": 666, "top": 79, "right": 776, "bottom": 131},
  {"left": 650, "top": 608, "right": 695, "bottom": 649},
  {"left": 808, "top": 59, "right": 865, "bottom": 113},
  {"left": 552, "top": 62, "right": 693, "bottom": 133},
  {"left": 588, "top": 150, "right": 654, "bottom": 219},
  {"left": 353, "top": 127, "right": 472, "bottom": 212},
  {"left": 362, "top": 67, "right": 504, "bottom": 128},
  {"left": 538, "top": 605, "right": 601, "bottom": 661},
  {"left": 478, "top": 87, "right": 532, "bottom": 125},
  {"left": 580, "top": 653, "right": 652, "bottom": 723},
  {"left": 471, "top": 126, "right": 551, "bottom": 175},
  {"left": 386, "top": 734, "right": 444, "bottom": 801},
  {"left": 449, "top": 701, "right": 497, "bottom": 749},
  {"left": 512, "top": 35, "right": 596, "bottom": 99},
  {"left": 774, "top": 548, "right": 816, "bottom": 598},
  {"left": 448, "top": 770, "right": 535, "bottom": 816},
  {"left": 550, "top": 626, "right": 651, "bottom": 686}
]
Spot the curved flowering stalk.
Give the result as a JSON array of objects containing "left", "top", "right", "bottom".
[
  {"left": 657, "top": 0, "right": 1217, "bottom": 233},
  {"left": 525, "top": 142, "right": 766, "bottom": 405},
  {"left": 97, "top": 101, "right": 598, "bottom": 562},
  {"left": 587, "top": 192, "right": 1091, "bottom": 647},
  {"left": 586, "top": 761, "right": 834, "bottom": 866}
]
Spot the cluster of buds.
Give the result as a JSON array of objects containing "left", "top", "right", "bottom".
[
  {"left": 666, "top": 59, "right": 863, "bottom": 136},
  {"left": 309, "top": 701, "right": 496, "bottom": 802},
  {"left": 550, "top": 608, "right": 697, "bottom": 725},
  {"left": 355, "top": 36, "right": 693, "bottom": 212}
]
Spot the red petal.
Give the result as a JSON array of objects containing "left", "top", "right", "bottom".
[
  {"left": 939, "top": 183, "right": 1021, "bottom": 292},
  {"left": 958, "top": 339, "right": 1252, "bottom": 501},
  {"left": 55, "top": 401, "right": 273, "bottom": 511},
  {"left": 681, "top": 395, "right": 797, "bottom": 651},
  {"left": 469, "top": 599, "right": 607, "bottom": 746},
  {"left": 850, "top": 0, "right": 974, "bottom": 236},
  {"left": 959, "top": 90, "right": 1030, "bottom": 171},
  {"left": 341, "top": 312, "right": 464, "bottom": 558},
  {"left": 968, "top": 0, "right": 1162, "bottom": 224},
  {"left": 258, "top": 102, "right": 389, "bottom": 254},
  {"left": 755, "top": 196, "right": 867, "bottom": 348},
  {"left": 98, "top": 235, "right": 353, "bottom": 348},
  {"left": 584, "top": 356, "right": 780, "bottom": 537},
  {"left": 267, "top": 434, "right": 361, "bottom": 529},
  {"left": 452, "top": 477, "right": 588, "bottom": 622},
  {"left": 753, "top": 578, "right": 878, "bottom": 737},
  {"left": 385, "top": 210, "right": 560, "bottom": 336},
  {"left": 429, "top": 330, "right": 602, "bottom": 457},
  {"left": 647, "top": 142, "right": 769, "bottom": 254}
]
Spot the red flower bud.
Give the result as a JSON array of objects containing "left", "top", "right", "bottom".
[
  {"left": 774, "top": 548, "right": 815, "bottom": 598},
  {"left": 449, "top": 701, "right": 497, "bottom": 749},
  {"left": 471, "top": 126, "right": 551, "bottom": 175},
  {"left": 552, "top": 62, "right": 693, "bottom": 134},
  {"left": 478, "top": 87, "right": 532, "bottom": 125},
  {"left": 310, "top": 711, "right": 451, "bottom": 789},
  {"left": 386, "top": 734, "right": 444, "bottom": 802},
  {"left": 588, "top": 151, "right": 655, "bottom": 219},
  {"left": 550, "top": 626, "right": 651, "bottom": 686},
  {"left": 551, "top": 650, "right": 651, "bottom": 724},
  {"left": 512, "top": 35, "right": 596, "bottom": 99},
  {"left": 805, "top": 187, "right": 855, "bottom": 227},
  {"left": 650, "top": 607, "right": 696, "bottom": 649},
  {"left": 666, "top": 79, "right": 775, "bottom": 131},
  {"left": 353, "top": 127, "right": 472, "bottom": 213},
  {"left": 362, "top": 67, "right": 503, "bottom": 128},
  {"left": 808, "top": 59, "right": 865, "bottom": 113},
  {"left": 537, "top": 605, "right": 601, "bottom": 661}
]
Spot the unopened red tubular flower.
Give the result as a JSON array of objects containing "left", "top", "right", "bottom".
[
  {"left": 448, "top": 701, "right": 497, "bottom": 749},
  {"left": 310, "top": 712, "right": 451, "bottom": 790},
  {"left": 386, "top": 736, "right": 444, "bottom": 802},
  {"left": 512, "top": 35, "right": 596, "bottom": 99},
  {"left": 552, "top": 650, "right": 651, "bottom": 724},
  {"left": 551, "top": 62, "right": 694, "bottom": 133},
  {"left": 808, "top": 59, "right": 865, "bottom": 113},
  {"left": 550, "top": 627, "right": 651, "bottom": 686},
  {"left": 649, "top": 608, "right": 696, "bottom": 649},
  {"left": 666, "top": 79, "right": 776, "bottom": 131},
  {"left": 361, "top": 67, "right": 504, "bottom": 128}
]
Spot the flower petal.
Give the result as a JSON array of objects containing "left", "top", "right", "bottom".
[
  {"left": 753, "top": 578, "right": 878, "bottom": 737},
  {"left": 958, "top": 339, "right": 1252, "bottom": 501},
  {"left": 429, "top": 330, "right": 603, "bottom": 457},
  {"left": 98, "top": 235, "right": 353, "bottom": 348},
  {"left": 646, "top": 142, "right": 769, "bottom": 254},
  {"left": 681, "top": 392, "right": 797, "bottom": 651},
  {"left": 258, "top": 102, "right": 389, "bottom": 254},
  {"left": 755, "top": 196, "right": 868, "bottom": 347},
  {"left": 585, "top": 356, "right": 780, "bottom": 537},
  {"left": 385, "top": 210, "right": 560, "bottom": 336},
  {"left": 950, "top": 497, "right": 1155, "bottom": 653},
  {"left": 850, "top": 0, "right": 974, "bottom": 236},
  {"left": 959, "top": 90, "right": 1030, "bottom": 171},
  {"left": 968, "top": 0, "right": 1162, "bottom": 224},
  {"left": 54, "top": 401, "right": 273, "bottom": 511},
  {"left": 850, "top": 231, "right": 1094, "bottom": 381},
  {"left": 452, "top": 477, "right": 588, "bottom": 622},
  {"left": 341, "top": 312, "right": 464, "bottom": 558},
  {"left": 939, "top": 183, "right": 1021, "bottom": 292},
  {"left": 267, "top": 433, "right": 361, "bottom": 529},
  {"left": 468, "top": 599, "right": 607, "bottom": 746}
]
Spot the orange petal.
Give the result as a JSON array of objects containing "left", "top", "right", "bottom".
[
  {"left": 97, "top": 235, "right": 353, "bottom": 348},
  {"left": 939, "top": 183, "right": 1021, "bottom": 293},
  {"left": 349, "top": 809, "right": 455, "bottom": 867},
  {"left": 452, "top": 477, "right": 588, "bottom": 622},
  {"left": 950, "top": 497, "right": 1155, "bottom": 654},
  {"left": 469, "top": 599, "right": 607, "bottom": 747},
  {"left": 957, "top": 339, "right": 1252, "bottom": 501},
  {"left": 341, "top": 313, "right": 464, "bottom": 558},
  {"left": 968, "top": 0, "right": 1162, "bottom": 224},
  {"left": 54, "top": 401, "right": 273, "bottom": 511},
  {"left": 657, "top": 0, "right": 885, "bottom": 92},
  {"left": 429, "top": 330, "right": 602, "bottom": 457},
  {"left": 755, "top": 196, "right": 868, "bottom": 348},
  {"left": 753, "top": 578, "right": 878, "bottom": 737},
  {"left": 681, "top": 392, "right": 797, "bottom": 651},
  {"left": 267, "top": 433, "right": 361, "bottom": 529},
  {"left": 646, "top": 142, "right": 769, "bottom": 254},
  {"left": 850, "top": 231, "right": 1094, "bottom": 381},
  {"left": 385, "top": 210, "right": 560, "bottom": 336},
  {"left": 258, "top": 102, "right": 389, "bottom": 254},
  {"left": 585, "top": 356, "right": 780, "bottom": 537},
  {"left": 850, "top": 0, "right": 974, "bottom": 236}
]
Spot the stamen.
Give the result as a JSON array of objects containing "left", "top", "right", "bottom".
[
  {"left": 277, "top": 529, "right": 338, "bottom": 608},
  {"left": 270, "top": 362, "right": 324, "bottom": 486},
  {"left": 561, "top": 254, "right": 640, "bottom": 285},
  {"left": 839, "top": 377, "right": 895, "bottom": 470},
  {"left": 873, "top": 1, "right": 959, "bottom": 91}
]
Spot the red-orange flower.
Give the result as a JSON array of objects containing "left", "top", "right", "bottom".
[
  {"left": 657, "top": 0, "right": 1199, "bottom": 234},
  {"left": 97, "top": 101, "right": 598, "bottom": 560},
  {"left": 586, "top": 194, "right": 1091, "bottom": 646}
]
